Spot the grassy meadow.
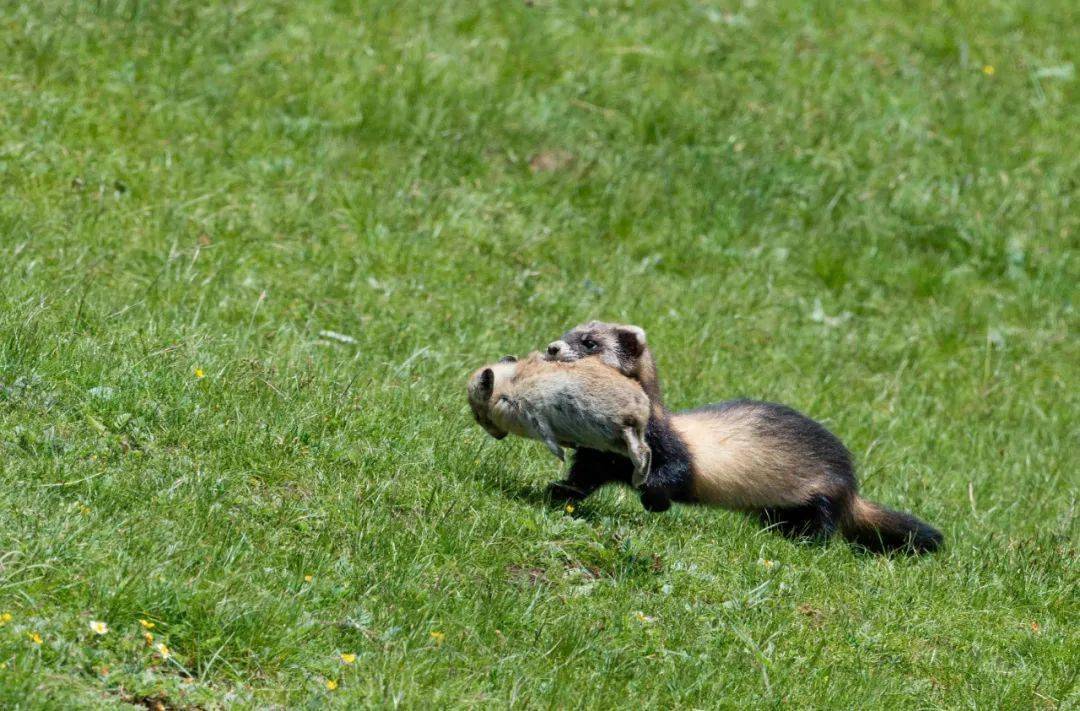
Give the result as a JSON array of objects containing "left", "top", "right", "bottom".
[{"left": 1, "top": 0, "right": 1077, "bottom": 707}]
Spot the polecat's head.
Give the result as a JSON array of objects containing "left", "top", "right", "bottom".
[
  {"left": 544, "top": 321, "right": 662, "bottom": 402},
  {"left": 545, "top": 321, "right": 647, "bottom": 375},
  {"left": 466, "top": 356, "right": 518, "bottom": 440}
]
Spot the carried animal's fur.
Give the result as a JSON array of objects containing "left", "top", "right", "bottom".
[
  {"left": 544, "top": 321, "right": 943, "bottom": 554},
  {"left": 467, "top": 352, "right": 652, "bottom": 486}
]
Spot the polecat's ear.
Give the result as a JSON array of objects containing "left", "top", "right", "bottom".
[
  {"left": 477, "top": 368, "right": 495, "bottom": 399},
  {"left": 498, "top": 355, "right": 517, "bottom": 363},
  {"left": 616, "top": 326, "right": 647, "bottom": 358}
]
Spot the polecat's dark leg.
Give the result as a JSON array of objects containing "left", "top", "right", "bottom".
[
  {"left": 639, "top": 486, "right": 672, "bottom": 512},
  {"left": 633, "top": 412, "right": 695, "bottom": 513},
  {"left": 548, "top": 447, "right": 632, "bottom": 502},
  {"left": 637, "top": 455, "right": 694, "bottom": 513},
  {"left": 758, "top": 495, "right": 839, "bottom": 540}
]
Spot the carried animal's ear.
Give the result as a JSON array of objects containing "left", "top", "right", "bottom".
[
  {"left": 477, "top": 368, "right": 495, "bottom": 399},
  {"left": 498, "top": 355, "right": 517, "bottom": 363},
  {"left": 616, "top": 326, "right": 647, "bottom": 358}
]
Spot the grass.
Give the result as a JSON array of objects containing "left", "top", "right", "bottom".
[{"left": 0, "top": 0, "right": 1077, "bottom": 707}]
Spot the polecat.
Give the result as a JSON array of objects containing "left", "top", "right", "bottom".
[
  {"left": 467, "top": 353, "right": 653, "bottom": 487},
  {"left": 544, "top": 321, "right": 943, "bottom": 554}
]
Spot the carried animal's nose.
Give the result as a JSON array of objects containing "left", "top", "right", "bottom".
[{"left": 547, "top": 344, "right": 560, "bottom": 356}]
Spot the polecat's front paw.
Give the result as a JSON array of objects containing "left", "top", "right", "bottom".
[{"left": 640, "top": 488, "right": 671, "bottom": 513}]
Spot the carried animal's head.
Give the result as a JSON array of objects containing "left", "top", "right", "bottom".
[{"left": 466, "top": 356, "right": 518, "bottom": 439}]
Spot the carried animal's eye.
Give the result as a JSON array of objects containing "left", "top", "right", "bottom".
[{"left": 582, "top": 337, "right": 598, "bottom": 350}]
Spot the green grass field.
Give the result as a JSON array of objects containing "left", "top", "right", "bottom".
[{"left": 1, "top": 0, "right": 1077, "bottom": 707}]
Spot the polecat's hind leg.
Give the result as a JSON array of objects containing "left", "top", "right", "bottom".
[
  {"left": 759, "top": 495, "right": 839, "bottom": 541},
  {"left": 622, "top": 426, "right": 652, "bottom": 489}
]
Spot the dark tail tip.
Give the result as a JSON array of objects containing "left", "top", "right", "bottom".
[{"left": 843, "top": 496, "right": 944, "bottom": 554}]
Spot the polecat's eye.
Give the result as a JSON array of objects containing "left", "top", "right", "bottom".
[{"left": 582, "top": 337, "right": 598, "bottom": 350}]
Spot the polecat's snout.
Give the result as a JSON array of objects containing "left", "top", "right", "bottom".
[{"left": 545, "top": 340, "right": 575, "bottom": 361}]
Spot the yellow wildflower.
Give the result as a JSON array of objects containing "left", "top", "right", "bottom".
[
  {"left": 194, "top": 368, "right": 205, "bottom": 379},
  {"left": 565, "top": 503, "right": 575, "bottom": 514},
  {"left": 340, "top": 652, "right": 356, "bottom": 664},
  {"left": 304, "top": 574, "right": 313, "bottom": 583},
  {"left": 139, "top": 619, "right": 155, "bottom": 630},
  {"left": 89, "top": 620, "right": 109, "bottom": 635},
  {"left": 982, "top": 65, "right": 995, "bottom": 75},
  {"left": 326, "top": 679, "right": 338, "bottom": 691},
  {"left": 0, "top": 612, "right": 12, "bottom": 625},
  {"left": 155, "top": 642, "right": 170, "bottom": 659},
  {"left": 143, "top": 631, "right": 154, "bottom": 645},
  {"left": 30, "top": 632, "right": 43, "bottom": 645},
  {"left": 430, "top": 630, "right": 445, "bottom": 644}
]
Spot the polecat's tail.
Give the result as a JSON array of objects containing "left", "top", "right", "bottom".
[{"left": 841, "top": 495, "right": 943, "bottom": 554}]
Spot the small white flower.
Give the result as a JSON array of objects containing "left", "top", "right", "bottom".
[{"left": 89, "top": 620, "right": 109, "bottom": 635}]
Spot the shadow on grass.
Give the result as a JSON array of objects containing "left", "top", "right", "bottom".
[{"left": 472, "top": 459, "right": 653, "bottom": 526}]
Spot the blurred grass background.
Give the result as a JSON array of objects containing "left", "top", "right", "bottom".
[{"left": 0, "top": 0, "right": 1076, "bottom": 707}]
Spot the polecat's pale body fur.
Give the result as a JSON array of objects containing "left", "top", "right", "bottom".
[
  {"left": 467, "top": 353, "right": 652, "bottom": 486},
  {"left": 545, "top": 321, "right": 943, "bottom": 554}
]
